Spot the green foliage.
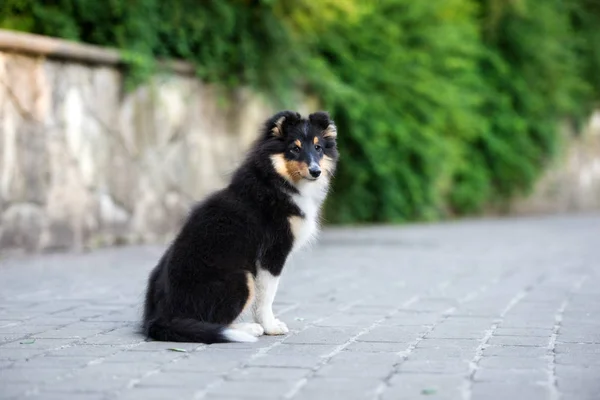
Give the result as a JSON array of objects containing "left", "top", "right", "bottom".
[
  {"left": 303, "top": 0, "right": 488, "bottom": 222},
  {"left": 1, "top": 0, "right": 300, "bottom": 96},
  {"left": 1, "top": 0, "right": 598, "bottom": 223},
  {"left": 309, "top": 0, "right": 598, "bottom": 222},
  {"left": 470, "top": 0, "right": 591, "bottom": 206}
]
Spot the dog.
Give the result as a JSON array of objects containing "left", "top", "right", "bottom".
[{"left": 141, "top": 110, "right": 339, "bottom": 343}]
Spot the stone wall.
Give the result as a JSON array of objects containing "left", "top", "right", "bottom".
[
  {"left": 507, "top": 112, "right": 600, "bottom": 216},
  {"left": 0, "top": 30, "right": 313, "bottom": 253}
]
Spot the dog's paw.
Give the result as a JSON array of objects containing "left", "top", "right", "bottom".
[
  {"left": 230, "top": 323, "right": 265, "bottom": 337},
  {"left": 245, "top": 323, "right": 265, "bottom": 337},
  {"left": 262, "top": 319, "right": 289, "bottom": 335}
]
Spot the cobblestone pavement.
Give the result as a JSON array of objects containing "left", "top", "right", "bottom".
[{"left": 1, "top": 214, "right": 599, "bottom": 400}]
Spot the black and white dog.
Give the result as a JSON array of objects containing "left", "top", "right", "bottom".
[{"left": 141, "top": 110, "right": 339, "bottom": 343}]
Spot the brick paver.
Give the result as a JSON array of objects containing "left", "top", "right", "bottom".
[{"left": 1, "top": 213, "right": 599, "bottom": 400}]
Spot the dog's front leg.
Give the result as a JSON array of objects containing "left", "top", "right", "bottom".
[{"left": 253, "top": 264, "right": 289, "bottom": 335}]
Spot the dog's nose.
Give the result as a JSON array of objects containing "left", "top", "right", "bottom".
[{"left": 309, "top": 165, "right": 321, "bottom": 178}]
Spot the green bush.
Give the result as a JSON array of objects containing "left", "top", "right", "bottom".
[
  {"left": 296, "top": 0, "right": 487, "bottom": 222},
  {"left": 1, "top": 0, "right": 598, "bottom": 224},
  {"left": 1, "top": 0, "right": 300, "bottom": 93}
]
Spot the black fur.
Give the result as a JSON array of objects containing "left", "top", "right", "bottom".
[{"left": 142, "top": 110, "right": 338, "bottom": 343}]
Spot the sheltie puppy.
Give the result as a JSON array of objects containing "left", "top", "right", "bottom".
[{"left": 141, "top": 110, "right": 339, "bottom": 343}]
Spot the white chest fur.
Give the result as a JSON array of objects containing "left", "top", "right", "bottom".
[{"left": 288, "top": 179, "right": 329, "bottom": 253}]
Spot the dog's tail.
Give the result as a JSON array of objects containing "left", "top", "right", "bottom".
[{"left": 144, "top": 318, "right": 257, "bottom": 344}]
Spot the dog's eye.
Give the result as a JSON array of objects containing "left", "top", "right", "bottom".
[
  {"left": 291, "top": 146, "right": 301, "bottom": 154},
  {"left": 315, "top": 144, "right": 322, "bottom": 152}
]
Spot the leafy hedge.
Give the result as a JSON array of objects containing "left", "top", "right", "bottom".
[{"left": 2, "top": 0, "right": 599, "bottom": 223}]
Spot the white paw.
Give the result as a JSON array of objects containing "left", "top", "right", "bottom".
[
  {"left": 230, "top": 323, "right": 265, "bottom": 337},
  {"left": 245, "top": 323, "right": 265, "bottom": 337},
  {"left": 262, "top": 319, "right": 289, "bottom": 335}
]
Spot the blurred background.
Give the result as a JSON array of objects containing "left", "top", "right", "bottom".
[{"left": 0, "top": 0, "right": 599, "bottom": 254}]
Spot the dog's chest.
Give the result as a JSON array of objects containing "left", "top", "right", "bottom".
[{"left": 288, "top": 192, "right": 321, "bottom": 253}]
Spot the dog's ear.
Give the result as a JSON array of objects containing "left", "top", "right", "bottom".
[
  {"left": 309, "top": 111, "right": 337, "bottom": 139},
  {"left": 264, "top": 110, "right": 302, "bottom": 138}
]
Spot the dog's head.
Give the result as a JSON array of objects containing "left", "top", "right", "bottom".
[{"left": 260, "top": 110, "right": 338, "bottom": 184}]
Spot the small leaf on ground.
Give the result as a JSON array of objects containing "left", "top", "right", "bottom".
[
  {"left": 421, "top": 389, "right": 437, "bottom": 395},
  {"left": 167, "top": 348, "right": 187, "bottom": 352},
  {"left": 20, "top": 339, "right": 36, "bottom": 344}
]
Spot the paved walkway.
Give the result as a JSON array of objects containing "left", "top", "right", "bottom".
[{"left": 1, "top": 214, "right": 599, "bottom": 400}]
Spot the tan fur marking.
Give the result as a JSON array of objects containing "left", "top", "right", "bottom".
[
  {"left": 294, "top": 139, "right": 302, "bottom": 148},
  {"left": 242, "top": 272, "right": 255, "bottom": 313},
  {"left": 271, "top": 154, "right": 292, "bottom": 182},
  {"left": 285, "top": 160, "right": 309, "bottom": 183},
  {"left": 288, "top": 216, "right": 304, "bottom": 241},
  {"left": 320, "top": 155, "right": 336, "bottom": 177},
  {"left": 271, "top": 116, "right": 286, "bottom": 137},
  {"left": 323, "top": 123, "right": 337, "bottom": 138},
  {"left": 313, "top": 136, "right": 319, "bottom": 145},
  {"left": 271, "top": 154, "right": 310, "bottom": 183}
]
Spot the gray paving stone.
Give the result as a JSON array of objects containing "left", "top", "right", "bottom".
[
  {"left": 0, "top": 335, "right": 26, "bottom": 344},
  {"left": 246, "top": 354, "right": 322, "bottom": 369},
  {"left": 206, "top": 380, "right": 295, "bottom": 398},
  {"left": 343, "top": 341, "right": 410, "bottom": 353},
  {"left": 499, "top": 318, "right": 556, "bottom": 329},
  {"left": 82, "top": 361, "right": 160, "bottom": 377},
  {"left": 403, "top": 297, "right": 459, "bottom": 313},
  {"left": 417, "top": 338, "right": 480, "bottom": 350},
  {"left": 494, "top": 327, "right": 552, "bottom": 337},
  {"left": 115, "top": 386, "right": 198, "bottom": 400},
  {"left": 356, "top": 326, "right": 424, "bottom": 343},
  {"left": 0, "top": 338, "right": 74, "bottom": 350},
  {"left": 474, "top": 368, "right": 547, "bottom": 383},
  {"left": 558, "top": 330, "right": 600, "bottom": 344},
  {"left": 126, "top": 341, "right": 202, "bottom": 352},
  {"left": 0, "top": 383, "right": 31, "bottom": 399},
  {"left": 33, "top": 329, "right": 104, "bottom": 339},
  {"left": 81, "top": 333, "right": 143, "bottom": 345},
  {"left": 381, "top": 311, "right": 441, "bottom": 326},
  {"left": 26, "top": 393, "right": 106, "bottom": 400},
  {"left": 397, "top": 359, "right": 470, "bottom": 374},
  {"left": 470, "top": 382, "right": 549, "bottom": 400},
  {"left": 409, "top": 346, "right": 475, "bottom": 359},
  {"left": 266, "top": 343, "right": 338, "bottom": 357},
  {"left": 0, "top": 367, "right": 70, "bottom": 383},
  {"left": 41, "top": 373, "right": 133, "bottom": 392},
  {"left": 45, "top": 345, "right": 121, "bottom": 358},
  {"left": 164, "top": 352, "right": 247, "bottom": 373},
  {"left": 328, "top": 351, "right": 398, "bottom": 365},
  {"left": 486, "top": 335, "right": 548, "bottom": 347},
  {"left": 102, "top": 349, "right": 180, "bottom": 364},
  {"left": 556, "top": 352, "right": 600, "bottom": 366},
  {"left": 227, "top": 366, "right": 310, "bottom": 381},
  {"left": 283, "top": 326, "right": 362, "bottom": 345},
  {"left": 1, "top": 214, "right": 599, "bottom": 400},
  {"left": 426, "top": 327, "right": 488, "bottom": 340},
  {"left": 316, "top": 361, "right": 393, "bottom": 378},
  {"left": 382, "top": 374, "right": 463, "bottom": 400},
  {"left": 478, "top": 356, "right": 546, "bottom": 370},
  {"left": 135, "top": 370, "right": 220, "bottom": 387},
  {"left": 0, "top": 325, "right": 57, "bottom": 335},
  {"left": 482, "top": 345, "right": 548, "bottom": 358},
  {"left": 0, "top": 348, "right": 47, "bottom": 360},
  {"left": 295, "top": 377, "right": 381, "bottom": 400},
  {"left": 555, "top": 343, "right": 600, "bottom": 354},
  {"left": 10, "top": 356, "right": 94, "bottom": 369},
  {"left": 556, "top": 364, "right": 600, "bottom": 395},
  {"left": 313, "top": 313, "right": 381, "bottom": 327}
]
